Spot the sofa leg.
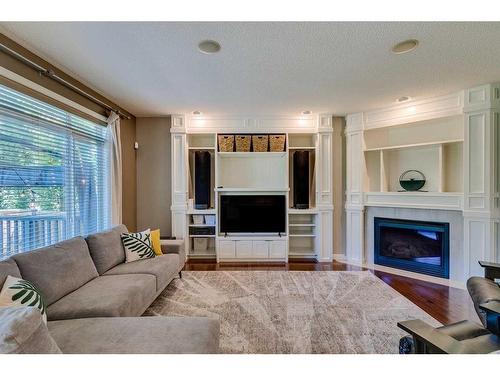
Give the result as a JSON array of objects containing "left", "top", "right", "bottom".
[{"left": 178, "top": 271, "right": 182, "bottom": 279}]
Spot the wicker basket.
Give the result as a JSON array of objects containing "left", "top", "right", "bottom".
[
  {"left": 235, "top": 135, "right": 251, "bottom": 152},
  {"left": 252, "top": 135, "right": 268, "bottom": 152},
  {"left": 269, "top": 134, "right": 286, "bottom": 152},
  {"left": 218, "top": 135, "right": 234, "bottom": 152}
]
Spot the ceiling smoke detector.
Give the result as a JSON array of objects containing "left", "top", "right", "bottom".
[
  {"left": 391, "top": 39, "right": 419, "bottom": 54},
  {"left": 192, "top": 111, "right": 202, "bottom": 115},
  {"left": 302, "top": 110, "right": 312, "bottom": 115},
  {"left": 396, "top": 96, "right": 411, "bottom": 103},
  {"left": 198, "top": 40, "right": 221, "bottom": 54}
]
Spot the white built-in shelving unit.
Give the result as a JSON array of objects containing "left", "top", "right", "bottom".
[
  {"left": 171, "top": 115, "right": 335, "bottom": 263},
  {"left": 345, "top": 84, "right": 500, "bottom": 282}
]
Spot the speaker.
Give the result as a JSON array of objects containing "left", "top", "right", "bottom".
[
  {"left": 293, "top": 151, "right": 310, "bottom": 209},
  {"left": 194, "top": 151, "right": 211, "bottom": 209}
]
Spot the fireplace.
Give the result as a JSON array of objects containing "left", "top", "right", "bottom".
[{"left": 374, "top": 217, "right": 450, "bottom": 279}]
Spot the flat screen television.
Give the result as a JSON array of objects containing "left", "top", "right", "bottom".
[{"left": 220, "top": 195, "right": 286, "bottom": 234}]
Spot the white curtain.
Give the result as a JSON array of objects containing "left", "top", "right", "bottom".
[{"left": 107, "top": 112, "right": 122, "bottom": 225}]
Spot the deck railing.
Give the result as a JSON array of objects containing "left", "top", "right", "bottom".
[{"left": 0, "top": 210, "right": 66, "bottom": 259}]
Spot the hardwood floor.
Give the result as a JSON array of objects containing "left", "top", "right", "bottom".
[{"left": 183, "top": 259, "right": 478, "bottom": 325}]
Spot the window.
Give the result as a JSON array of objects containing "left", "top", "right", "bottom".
[{"left": 0, "top": 84, "right": 110, "bottom": 259}]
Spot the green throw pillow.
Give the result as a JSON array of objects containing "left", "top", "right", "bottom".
[
  {"left": 121, "top": 229, "right": 156, "bottom": 263},
  {"left": 0, "top": 275, "right": 47, "bottom": 323}
]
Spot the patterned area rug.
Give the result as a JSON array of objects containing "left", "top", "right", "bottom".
[{"left": 144, "top": 271, "right": 439, "bottom": 354}]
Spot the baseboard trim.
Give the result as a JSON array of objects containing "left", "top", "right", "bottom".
[{"left": 336, "top": 258, "right": 466, "bottom": 290}]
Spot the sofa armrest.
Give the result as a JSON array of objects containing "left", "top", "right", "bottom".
[
  {"left": 479, "top": 301, "right": 500, "bottom": 335},
  {"left": 479, "top": 261, "right": 500, "bottom": 281},
  {"left": 397, "top": 320, "right": 466, "bottom": 354},
  {"left": 160, "top": 240, "right": 184, "bottom": 255}
]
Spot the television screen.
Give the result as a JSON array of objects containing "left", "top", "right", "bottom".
[{"left": 220, "top": 195, "right": 286, "bottom": 233}]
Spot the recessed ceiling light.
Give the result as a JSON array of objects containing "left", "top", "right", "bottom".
[
  {"left": 198, "top": 40, "right": 221, "bottom": 54},
  {"left": 192, "top": 111, "right": 202, "bottom": 115},
  {"left": 396, "top": 96, "right": 411, "bottom": 103},
  {"left": 302, "top": 110, "right": 312, "bottom": 115},
  {"left": 391, "top": 39, "right": 419, "bottom": 54}
]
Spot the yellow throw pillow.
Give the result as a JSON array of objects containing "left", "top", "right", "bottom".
[{"left": 150, "top": 229, "right": 163, "bottom": 256}]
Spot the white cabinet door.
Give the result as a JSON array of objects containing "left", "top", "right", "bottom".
[
  {"left": 218, "top": 240, "right": 235, "bottom": 258},
  {"left": 252, "top": 241, "right": 269, "bottom": 258},
  {"left": 235, "top": 241, "right": 253, "bottom": 258},
  {"left": 269, "top": 241, "right": 287, "bottom": 258}
]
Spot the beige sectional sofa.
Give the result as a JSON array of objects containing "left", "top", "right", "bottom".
[{"left": 0, "top": 225, "right": 219, "bottom": 354}]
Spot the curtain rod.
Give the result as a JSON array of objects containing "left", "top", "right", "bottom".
[{"left": 0, "top": 42, "right": 131, "bottom": 120}]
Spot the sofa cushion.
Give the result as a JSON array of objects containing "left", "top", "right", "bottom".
[
  {"left": 0, "top": 306, "right": 61, "bottom": 354},
  {"left": 48, "top": 316, "right": 219, "bottom": 354},
  {"left": 86, "top": 224, "right": 128, "bottom": 274},
  {"left": 0, "top": 275, "right": 47, "bottom": 323},
  {"left": 104, "top": 253, "right": 179, "bottom": 291},
  {"left": 467, "top": 276, "right": 500, "bottom": 326},
  {"left": 12, "top": 237, "right": 98, "bottom": 305},
  {"left": 46, "top": 274, "right": 156, "bottom": 321},
  {"left": 0, "top": 258, "right": 21, "bottom": 288}
]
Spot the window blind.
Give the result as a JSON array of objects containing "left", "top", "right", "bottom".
[{"left": 0, "top": 83, "right": 110, "bottom": 259}]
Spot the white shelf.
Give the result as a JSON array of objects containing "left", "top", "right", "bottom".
[
  {"left": 188, "top": 209, "right": 216, "bottom": 214},
  {"left": 189, "top": 234, "right": 216, "bottom": 238},
  {"left": 288, "top": 146, "right": 316, "bottom": 150},
  {"left": 188, "top": 147, "right": 215, "bottom": 150},
  {"left": 218, "top": 152, "right": 287, "bottom": 158},
  {"left": 289, "top": 223, "right": 316, "bottom": 227},
  {"left": 288, "top": 208, "right": 318, "bottom": 214},
  {"left": 289, "top": 234, "right": 316, "bottom": 237},
  {"left": 364, "top": 139, "right": 463, "bottom": 152},
  {"left": 216, "top": 187, "right": 289, "bottom": 192},
  {"left": 189, "top": 224, "right": 216, "bottom": 227}
]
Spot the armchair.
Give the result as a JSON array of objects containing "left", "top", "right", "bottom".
[{"left": 398, "top": 261, "right": 500, "bottom": 354}]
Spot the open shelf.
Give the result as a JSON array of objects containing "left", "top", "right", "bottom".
[
  {"left": 188, "top": 134, "right": 215, "bottom": 148},
  {"left": 189, "top": 235, "right": 216, "bottom": 238},
  {"left": 364, "top": 142, "right": 463, "bottom": 194},
  {"left": 289, "top": 223, "right": 315, "bottom": 227},
  {"left": 288, "top": 133, "right": 316, "bottom": 148},
  {"left": 189, "top": 224, "right": 216, "bottom": 228}
]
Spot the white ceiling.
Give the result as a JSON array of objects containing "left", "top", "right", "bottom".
[{"left": 1, "top": 22, "right": 500, "bottom": 117}]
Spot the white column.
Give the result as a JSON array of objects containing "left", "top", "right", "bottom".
[
  {"left": 170, "top": 115, "right": 188, "bottom": 242},
  {"left": 317, "top": 114, "right": 334, "bottom": 261},
  {"left": 463, "top": 84, "right": 500, "bottom": 277},
  {"left": 345, "top": 113, "right": 365, "bottom": 265}
]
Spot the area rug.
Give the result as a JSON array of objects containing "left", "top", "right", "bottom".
[{"left": 144, "top": 271, "right": 439, "bottom": 354}]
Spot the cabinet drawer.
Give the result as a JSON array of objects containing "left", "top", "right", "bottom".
[
  {"left": 269, "top": 241, "right": 287, "bottom": 258},
  {"left": 218, "top": 240, "right": 235, "bottom": 258},
  {"left": 235, "top": 241, "right": 253, "bottom": 258},
  {"left": 252, "top": 241, "right": 269, "bottom": 258}
]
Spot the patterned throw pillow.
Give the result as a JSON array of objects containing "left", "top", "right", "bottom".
[
  {"left": 0, "top": 275, "right": 47, "bottom": 323},
  {"left": 121, "top": 229, "right": 156, "bottom": 263}
]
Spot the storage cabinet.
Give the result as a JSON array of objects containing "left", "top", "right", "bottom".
[
  {"left": 217, "top": 239, "right": 286, "bottom": 260},
  {"left": 269, "top": 241, "right": 287, "bottom": 258},
  {"left": 218, "top": 240, "right": 236, "bottom": 258}
]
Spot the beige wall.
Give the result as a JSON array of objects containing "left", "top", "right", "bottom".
[
  {"left": 120, "top": 117, "right": 137, "bottom": 232},
  {"left": 136, "top": 117, "right": 172, "bottom": 236},
  {"left": 332, "top": 117, "right": 346, "bottom": 256}
]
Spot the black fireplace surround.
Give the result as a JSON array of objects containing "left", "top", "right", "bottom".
[{"left": 374, "top": 217, "right": 450, "bottom": 279}]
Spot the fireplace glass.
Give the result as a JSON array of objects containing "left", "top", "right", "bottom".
[{"left": 374, "top": 218, "right": 450, "bottom": 278}]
